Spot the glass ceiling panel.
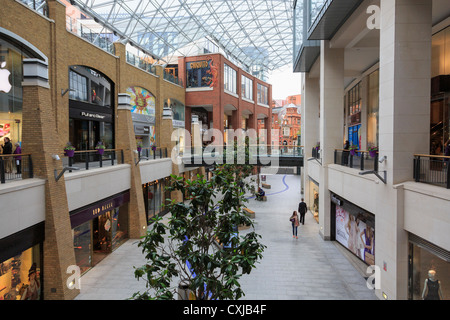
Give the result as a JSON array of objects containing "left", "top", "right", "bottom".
[{"left": 70, "top": 0, "right": 293, "bottom": 73}]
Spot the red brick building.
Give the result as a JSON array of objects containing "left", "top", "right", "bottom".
[
  {"left": 177, "top": 54, "right": 272, "bottom": 146},
  {"left": 271, "top": 95, "right": 302, "bottom": 146}
]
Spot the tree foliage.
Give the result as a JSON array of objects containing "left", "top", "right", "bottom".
[{"left": 132, "top": 162, "right": 265, "bottom": 300}]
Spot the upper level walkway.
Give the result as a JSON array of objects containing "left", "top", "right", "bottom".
[{"left": 75, "top": 174, "right": 377, "bottom": 300}]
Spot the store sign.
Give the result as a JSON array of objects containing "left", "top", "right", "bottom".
[
  {"left": 0, "top": 62, "right": 12, "bottom": 93},
  {"left": 173, "top": 119, "right": 185, "bottom": 128},
  {"left": 189, "top": 60, "right": 208, "bottom": 69},
  {"left": 70, "top": 192, "right": 130, "bottom": 228},
  {"left": 80, "top": 111, "right": 106, "bottom": 119}
]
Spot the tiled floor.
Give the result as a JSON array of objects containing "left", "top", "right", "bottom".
[{"left": 75, "top": 173, "right": 378, "bottom": 300}]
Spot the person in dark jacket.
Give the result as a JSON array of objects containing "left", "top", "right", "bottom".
[
  {"left": 298, "top": 198, "right": 307, "bottom": 225},
  {"left": 1, "top": 137, "right": 13, "bottom": 173},
  {"left": 13, "top": 142, "right": 22, "bottom": 174}
]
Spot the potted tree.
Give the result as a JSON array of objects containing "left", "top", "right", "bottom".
[
  {"left": 95, "top": 141, "right": 105, "bottom": 155},
  {"left": 64, "top": 142, "right": 75, "bottom": 157}
]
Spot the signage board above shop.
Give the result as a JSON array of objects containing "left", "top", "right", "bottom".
[
  {"left": 69, "top": 191, "right": 130, "bottom": 229},
  {"left": 69, "top": 104, "right": 113, "bottom": 123}
]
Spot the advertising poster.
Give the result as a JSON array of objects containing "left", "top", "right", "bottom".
[
  {"left": 335, "top": 205, "right": 375, "bottom": 265},
  {"left": 127, "top": 87, "right": 156, "bottom": 116}
]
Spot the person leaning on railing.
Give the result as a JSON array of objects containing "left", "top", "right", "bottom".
[{"left": 13, "top": 142, "right": 22, "bottom": 174}]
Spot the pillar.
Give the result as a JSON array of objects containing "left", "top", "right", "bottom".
[
  {"left": 22, "top": 59, "right": 79, "bottom": 300},
  {"left": 319, "top": 40, "right": 344, "bottom": 240},
  {"left": 377, "top": 0, "right": 432, "bottom": 300},
  {"left": 116, "top": 93, "right": 147, "bottom": 238}
]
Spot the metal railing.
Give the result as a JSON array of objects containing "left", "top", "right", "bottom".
[
  {"left": 334, "top": 149, "right": 379, "bottom": 172},
  {"left": 163, "top": 70, "right": 183, "bottom": 86},
  {"left": 0, "top": 154, "right": 33, "bottom": 184},
  {"left": 66, "top": 15, "right": 115, "bottom": 55},
  {"left": 137, "top": 147, "right": 168, "bottom": 161},
  {"left": 126, "top": 51, "right": 157, "bottom": 75},
  {"left": 64, "top": 149, "right": 124, "bottom": 171},
  {"left": 414, "top": 154, "right": 450, "bottom": 189}
]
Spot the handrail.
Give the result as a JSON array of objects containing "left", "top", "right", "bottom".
[
  {"left": 414, "top": 154, "right": 450, "bottom": 159},
  {"left": 0, "top": 153, "right": 32, "bottom": 157}
]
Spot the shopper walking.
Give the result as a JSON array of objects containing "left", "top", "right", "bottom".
[
  {"left": 289, "top": 211, "right": 300, "bottom": 239},
  {"left": 298, "top": 198, "right": 307, "bottom": 225}
]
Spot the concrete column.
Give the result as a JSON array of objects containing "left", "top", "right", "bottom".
[
  {"left": 22, "top": 59, "right": 79, "bottom": 300},
  {"left": 319, "top": 40, "right": 344, "bottom": 240},
  {"left": 301, "top": 73, "right": 320, "bottom": 202},
  {"left": 377, "top": 0, "right": 432, "bottom": 300}
]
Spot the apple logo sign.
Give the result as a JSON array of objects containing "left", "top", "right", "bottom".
[{"left": 0, "top": 62, "right": 12, "bottom": 93}]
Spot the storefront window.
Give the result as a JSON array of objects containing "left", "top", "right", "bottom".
[
  {"left": 69, "top": 66, "right": 112, "bottom": 108},
  {"left": 186, "top": 60, "right": 212, "bottom": 88},
  {"left": 257, "top": 83, "right": 268, "bottom": 105},
  {"left": 73, "top": 221, "right": 92, "bottom": 274},
  {"left": 224, "top": 64, "right": 237, "bottom": 93},
  {"left": 308, "top": 179, "right": 319, "bottom": 223},
  {"left": 409, "top": 241, "right": 449, "bottom": 300},
  {"left": 367, "top": 70, "right": 379, "bottom": 148},
  {"left": 430, "top": 26, "right": 450, "bottom": 155},
  {"left": 241, "top": 75, "right": 253, "bottom": 100},
  {"left": 0, "top": 245, "right": 42, "bottom": 300},
  {"left": 334, "top": 204, "right": 375, "bottom": 265},
  {"left": 0, "top": 38, "right": 28, "bottom": 148},
  {"left": 111, "top": 208, "right": 128, "bottom": 250}
]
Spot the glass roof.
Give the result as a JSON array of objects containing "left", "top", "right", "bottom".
[{"left": 70, "top": 0, "right": 293, "bottom": 74}]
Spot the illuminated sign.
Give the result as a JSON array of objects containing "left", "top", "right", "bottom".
[{"left": 0, "top": 62, "right": 12, "bottom": 93}]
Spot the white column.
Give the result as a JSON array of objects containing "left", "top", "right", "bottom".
[
  {"left": 301, "top": 73, "right": 320, "bottom": 200},
  {"left": 319, "top": 40, "right": 344, "bottom": 240},
  {"left": 377, "top": 0, "right": 432, "bottom": 300}
]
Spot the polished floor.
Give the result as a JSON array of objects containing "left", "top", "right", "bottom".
[{"left": 75, "top": 173, "right": 378, "bottom": 300}]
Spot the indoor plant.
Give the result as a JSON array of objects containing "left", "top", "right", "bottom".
[
  {"left": 349, "top": 144, "right": 358, "bottom": 156},
  {"left": 64, "top": 142, "right": 75, "bottom": 157},
  {"left": 368, "top": 145, "right": 378, "bottom": 158},
  {"left": 95, "top": 141, "right": 105, "bottom": 155}
]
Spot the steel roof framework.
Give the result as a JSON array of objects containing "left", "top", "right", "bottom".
[{"left": 70, "top": 0, "right": 293, "bottom": 73}]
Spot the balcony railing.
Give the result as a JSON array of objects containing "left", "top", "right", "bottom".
[
  {"left": 126, "top": 51, "right": 157, "bottom": 75},
  {"left": 0, "top": 154, "right": 33, "bottom": 184},
  {"left": 137, "top": 147, "right": 168, "bottom": 161},
  {"left": 334, "top": 149, "right": 379, "bottom": 172},
  {"left": 64, "top": 149, "right": 124, "bottom": 171},
  {"left": 414, "top": 154, "right": 450, "bottom": 189},
  {"left": 163, "top": 70, "right": 183, "bottom": 87},
  {"left": 66, "top": 15, "right": 115, "bottom": 55}
]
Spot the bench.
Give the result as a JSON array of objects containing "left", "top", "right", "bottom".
[
  {"left": 261, "top": 183, "right": 271, "bottom": 189},
  {"left": 243, "top": 207, "right": 255, "bottom": 219}
]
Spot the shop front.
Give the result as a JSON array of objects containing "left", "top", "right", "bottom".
[
  {"left": 127, "top": 86, "right": 156, "bottom": 149},
  {"left": 308, "top": 178, "right": 319, "bottom": 223},
  {"left": 0, "top": 223, "right": 44, "bottom": 300},
  {"left": 408, "top": 233, "right": 449, "bottom": 300},
  {"left": 68, "top": 66, "right": 114, "bottom": 155},
  {"left": 166, "top": 99, "right": 186, "bottom": 154},
  {"left": 0, "top": 33, "right": 37, "bottom": 163},
  {"left": 70, "top": 192, "right": 130, "bottom": 274},
  {"left": 143, "top": 177, "right": 171, "bottom": 224},
  {"left": 331, "top": 193, "right": 375, "bottom": 266}
]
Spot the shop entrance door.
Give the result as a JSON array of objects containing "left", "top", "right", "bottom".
[
  {"left": 92, "top": 212, "right": 112, "bottom": 266},
  {"left": 72, "top": 119, "right": 101, "bottom": 162}
]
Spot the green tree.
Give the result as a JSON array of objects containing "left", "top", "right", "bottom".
[{"left": 132, "top": 163, "right": 265, "bottom": 300}]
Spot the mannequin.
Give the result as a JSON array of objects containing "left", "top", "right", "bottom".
[{"left": 422, "top": 270, "right": 443, "bottom": 300}]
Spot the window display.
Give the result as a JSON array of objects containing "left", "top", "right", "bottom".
[
  {"left": 308, "top": 179, "right": 319, "bottom": 223},
  {"left": 409, "top": 240, "right": 449, "bottom": 300},
  {"left": 186, "top": 60, "right": 212, "bottom": 88},
  {"left": 0, "top": 245, "right": 41, "bottom": 300}
]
